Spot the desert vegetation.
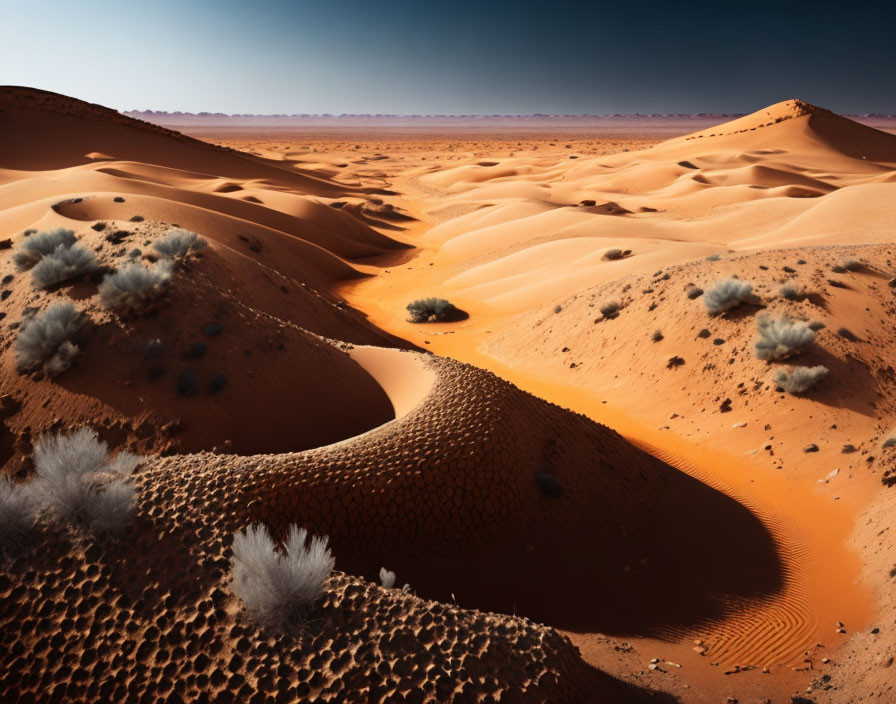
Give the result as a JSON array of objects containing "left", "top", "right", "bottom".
[
  {"left": 230, "top": 523, "right": 334, "bottom": 629},
  {"left": 703, "top": 278, "right": 753, "bottom": 314},
  {"left": 31, "top": 242, "right": 96, "bottom": 288},
  {"left": 152, "top": 228, "right": 207, "bottom": 260},
  {"left": 29, "top": 428, "right": 139, "bottom": 533},
  {"left": 406, "top": 297, "right": 461, "bottom": 323},
  {"left": 12, "top": 227, "right": 76, "bottom": 270},
  {"left": 774, "top": 365, "right": 829, "bottom": 394},
  {"left": 99, "top": 260, "right": 173, "bottom": 314},
  {"left": 779, "top": 284, "right": 805, "bottom": 301},
  {"left": 754, "top": 316, "right": 816, "bottom": 361},
  {"left": 0, "top": 477, "right": 34, "bottom": 559},
  {"left": 14, "top": 302, "right": 84, "bottom": 376},
  {"left": 13, "top": 227, "right": 96, "bottom": 288},
  {"left": 599, "top": 300, "right": 620, "bottom": 318},
  {"left": 379, "top": 567, "right": 396, "bottom": 589}
]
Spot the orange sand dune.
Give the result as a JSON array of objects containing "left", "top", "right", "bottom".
[{"left": 4, "top": 91, "right": 896, "bottom": 704}]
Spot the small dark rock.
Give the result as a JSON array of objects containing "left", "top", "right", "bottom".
[
  {"left": 114, "top": 196, "right": 125, "bottom": 203},
  {"left": 177, "top": 370, "right": 200, "bottom": 397},
  {"left": 842, "top": 444, "right": 857, "bottom": 454},
  {"left": 535, "top": 472, "right": 564, "bottom": 498},
  {"left": 698, "top": 329, "right": 711, "bottom": 339},
  {"left": 186, "top": 342, "right": 208, "bottom": 359},
  {"left": 209, "top": 374, "right": 228, "bottom": 395},
  {"left": 713, "top": 338, "right": 725, "bottom": 346},
  {"left": 130, "top": 215, "right": 144, "bottom": 222},
  {"left": 203, "top": 322, "right": 222, "bottom": 337},
  {"left": 91, "top": 222, "right": 106, "bottom": 232},
  {"left": 141, "top": 339, "right": 164, "bottom": 359},
  {"left": 804, "top": 444, "right": 819, "bottom": 453},
  {"left": 0, "top": 238, "right": 12, "bottom": 250}
]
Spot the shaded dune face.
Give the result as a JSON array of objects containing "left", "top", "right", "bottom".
[{"left": 137, "top": 353, "right": 783, "bottom": 640}]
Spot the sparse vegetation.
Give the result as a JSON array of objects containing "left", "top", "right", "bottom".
[
  {"left": 754, "top": 316, "right": 815, "bottom": 361},
  {"left": 98, "top": 260, "right": 173, "bottom": 313},
  {"left": 31, "top": 243, "right": 96, "bottom": 288},
  {"left": 230, "top": 523, "right": 334, "bottom": 629},
  {"left": 407, "top": 297, "right": 460, "bottom": 323},
  {"left": 779, "top": 284, "right": 805, "bottom": 301},
  {"left": 599, "top": 300, "right": 620, "bottom": 318},
  {"left": 603, "top": 248, "right": 624, "bottom": 261},
  {"left": 774, "top": 365, "right": 829, "bottom": 395},
  {"left": 12, "top": 228, "right": 76, "bottom": 270},
  {"left": 705, "top": 253, "right": 722, "bottom": 262},
  {"left": 703, "top": 278, "right": 753, "bottom": 314},
  {"left": 14, "top": 302, "right": 84, "bottom": 376},
  {"left": 0, "top": 477, "right": 34, "bottom": 558},
  {"left": 30, "top": 428, "right": 139, "bottom": 533},
  {"left": 379, "top": 567, "right": 396, "bottom": 589},
  {"left": 152, "top": 229, "right": 207, "bottom": 260}
]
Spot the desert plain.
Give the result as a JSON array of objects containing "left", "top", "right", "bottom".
[{"left": 2, "top": 87, "right": 896, "bottom": 703}]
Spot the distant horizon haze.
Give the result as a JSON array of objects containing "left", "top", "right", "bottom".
[{"left": 3, "top": 0, "right": 895, "bottom": 114}]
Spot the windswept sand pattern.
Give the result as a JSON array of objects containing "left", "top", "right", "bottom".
[
  {"left": 135, "top": 350, "right": 663, "bottom": 554},
  {"left": 641, "top": 443, "right": 818, "bottom": 670},
  {"left": 0, "top": 349, "right": 684, "bottom": 703}
]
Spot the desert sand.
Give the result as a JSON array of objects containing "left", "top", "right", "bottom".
[{"left": 2, "top": 88, "right": 896, "bottom": 703}]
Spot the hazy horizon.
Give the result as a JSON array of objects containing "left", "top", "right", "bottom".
[{"left": 3, "top": 0, "right": 895, "bottom": 115}]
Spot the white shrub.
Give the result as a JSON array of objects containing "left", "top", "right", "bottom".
[
  {"left": 12, "top": 228, "right": 76, "bottom": 270},
  {"left": 14, "top": 302, "right": 84, "bottom": 376},
  {"left": 152, "top": 229, "right": 207, "bottom": 259},
  {"left": 31, "top": 428, "right": 138, "bottom": 532},
  {"left": 98, "top": 260, "right": 173, "bottom": 313},
  {"left": 754, "top": 316, "right": 815, "bottom": 361},
  {"left": 0, "top": 477, "right": 35, "bottom": 557},
  {"left": 31, "top": 243, "right": 96, "bottom": 288},
  {"left": 703, "top": 278, "right": 753, "bottom": 314},
  {"left": 774, "top": 365, "right": 828, "bottom": 394},
  {"left": 231, "top": 523, "right": 333, "bottom": 628},
  {"left": 379, "top": 567, "right": 396, "bottom": 589}
]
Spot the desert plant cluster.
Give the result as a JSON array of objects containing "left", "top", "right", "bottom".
[
  {"left": 11, "top": 224, "right": 207, "bottom": 377},
  {"left": 406, "top": 297, "right": 460, "bottom": 323},
  {"left": 13, "top": 302, "right": 85, "bottom": 376},
  {"left": 13, "top": 227, "right": 96, "bottom": 288},
  {"left": 0, "top": 428, "right": 139, "bottom": 559},
  {"left": 703, "top": 278, "right": 753, "bottom": 314},
  {"left": 230, "top": 523, "right": 334, "bottom": 629}
]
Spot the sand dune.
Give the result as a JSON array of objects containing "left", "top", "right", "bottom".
[{"left": 4, "top": 90, "right": 896, "bottom": 703}]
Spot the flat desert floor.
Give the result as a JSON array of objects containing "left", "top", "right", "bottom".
[{"left": 2, "top": 90, "right": 896, "bottom": 703}]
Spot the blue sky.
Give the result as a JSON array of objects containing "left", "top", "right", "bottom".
[{"left": 2, "top": 0, "right": 895, "bottom": 114}]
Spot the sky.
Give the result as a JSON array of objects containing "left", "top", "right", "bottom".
[{"left": 2, "top": 0, "right": 895, "bottom": 115}]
